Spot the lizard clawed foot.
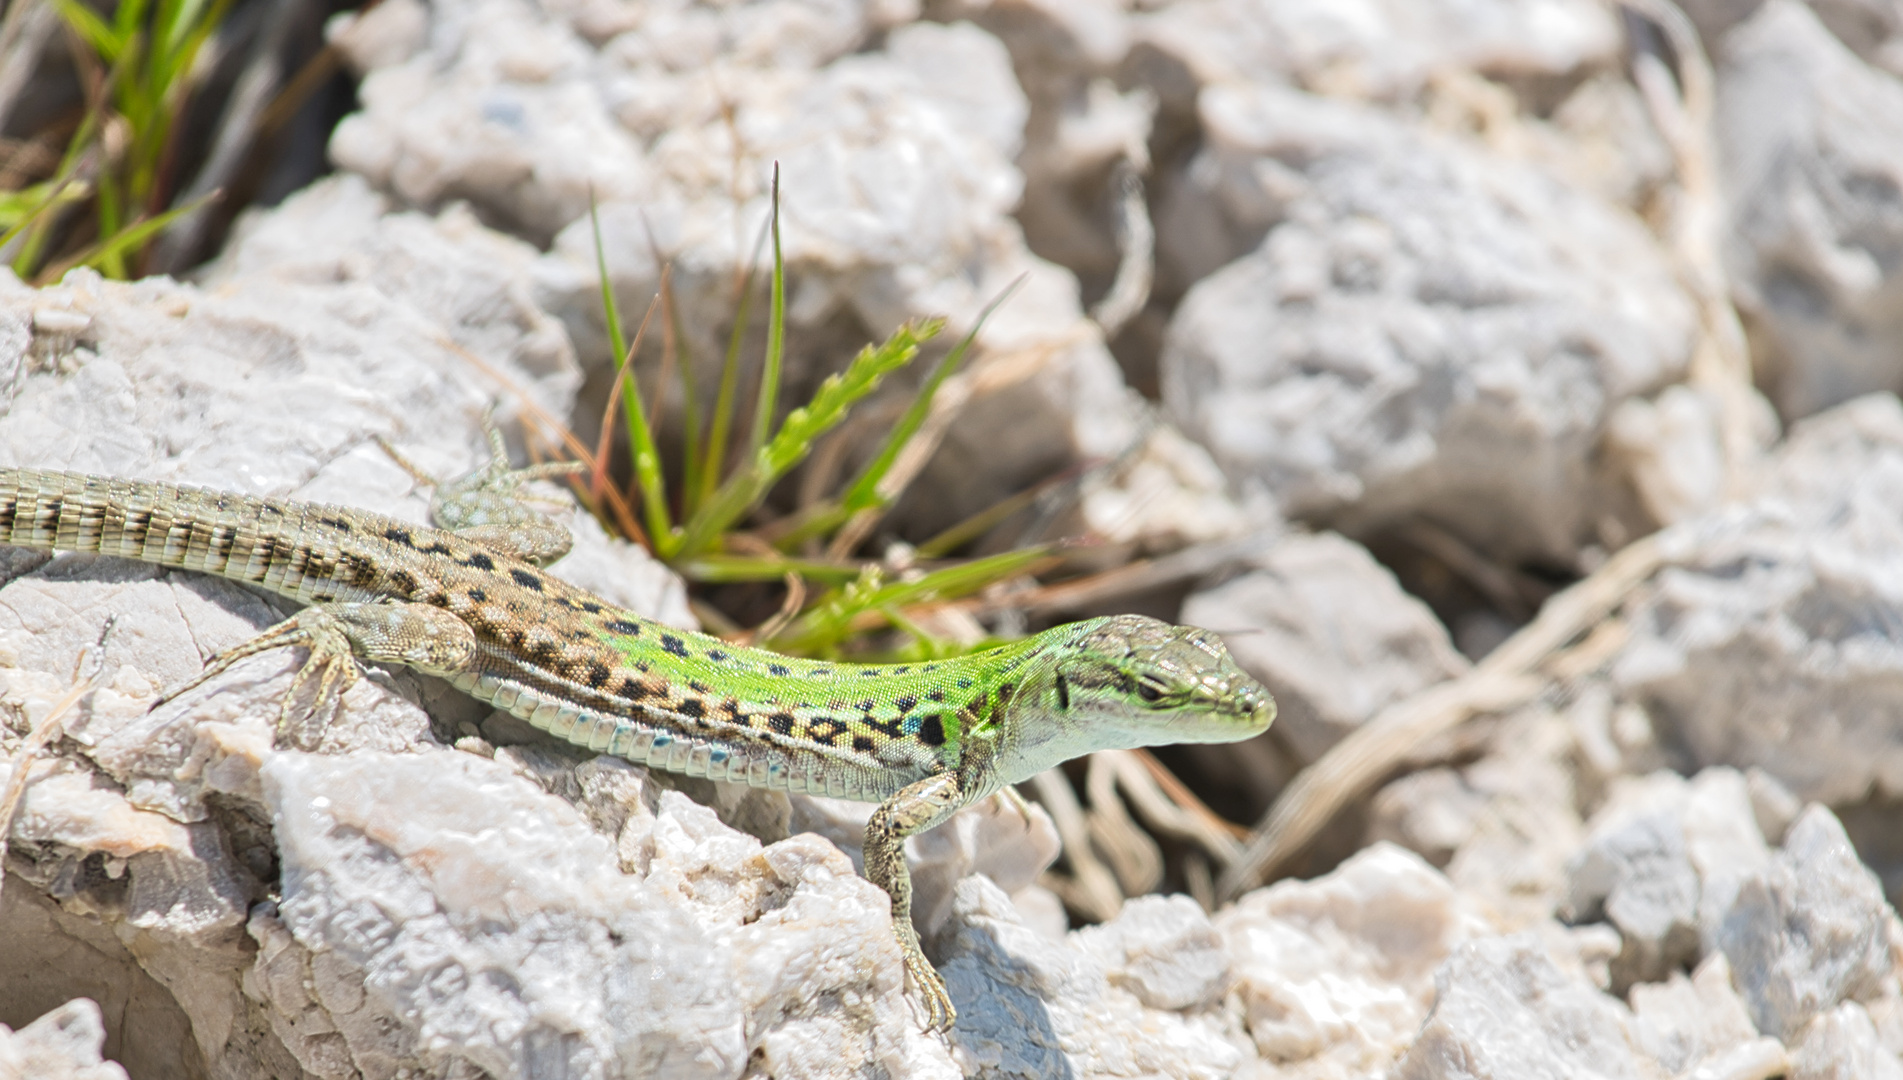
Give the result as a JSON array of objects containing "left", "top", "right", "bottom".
[
  {"left": 905, "top": 949, "right": 958, "bottom": 1033},
  {"left": 383, "top": 412, "right": 587, "bottom": 567},
  {"left": 154, "top": 607, "right": 361, "bottom": 745}
]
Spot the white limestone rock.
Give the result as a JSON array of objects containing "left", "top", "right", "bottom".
[
  {"left": 1612, "top": 394, "right": 1903, "bottom": 805},
  {"left": 1689, "top": 0, "right": 1903, "bottom": 77},
  {"left": 1071, "top": 424, "right": 1268, "bottom": 554},
  {"left": 0, "top": 267, "right": 683, "bottom": 1076},
  {"left": 1180, "top": 531, "right": 1468, "bottom": 763},
  {"left": 1562, "top": 768, "right": 1774, "bottom": 989},
  {"left": 198, "top": 173, "right": 582, "bottom": 420},
  {"left": 1395, "top": 933, "right": 1663, "bottom": 1080},
  {"left": 1071, "top": 894, "right": 1230, "bottom": 1011},
  {"left": 1629, "top": 953, "right": 1771, "bottom": 1077},
  {"left": 1716, "top": 1, "right": 1903, "bottom": 419},
  {"left": 926, "top": 0, "right": 1154, "bottom": 302},
  {"left": 1128, "top": 0, "right": 1619, "bottom": 106},
  {"left": 1369, "top": 706, "right": 1587, "bottom": 926},
  {"left": 250, "top": 749, "right": 957, "bottom": 1079},
  {"left": 1159, "top": 84, "right": 1695, "bottom": 564},
  {"left": 1715, "top": 805, "right": 1895, "bottom": 1041},
  {"left": 1212, "top": 843, "right": 1489, "bottom": 1075},
  {"left": 938, "top": 876, "right": 1247, "bottom": 1079},
  {"left": 0, "top": 1000, "right": 129, "bottom": 1080},
  {"left": 1789, "top": 1001, "right": 1903, "bottom": 1080}
]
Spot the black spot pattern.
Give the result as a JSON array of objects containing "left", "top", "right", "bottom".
[
  {"left": 510, "top": 568, "right": 544, "bottom": 590},
  {"left": 383, "top": 527, "right": 415, "bottom": 547},
  {"left": 607, "top": 619, "right": 643, "bottom": 635},
  {"left": 917, "top": 715, "right": 946, "bottom": 746},
  {"left": 584, "top": 662, "right": 611, "bottom": 689},
  {"left": 661, "top": 635, "right": 689, "bottom": 658},
  {"left": 462, "top": 552, "right": 496, "bottom": 570},
  {"left": 852, "top": 736, "right": 876, "bottom": 752}
]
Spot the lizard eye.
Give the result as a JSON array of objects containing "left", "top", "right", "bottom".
[{"left": 1135, "top": 679, "right": 1165, "bottom": 703}]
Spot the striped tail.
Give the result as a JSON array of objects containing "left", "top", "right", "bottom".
[{"left": 0, "top": 468, "right": 281, "bottom": 570}]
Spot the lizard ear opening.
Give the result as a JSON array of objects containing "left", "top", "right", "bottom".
[{"left": 1054, "top": 673, "right": 1070, "bottom": 711}]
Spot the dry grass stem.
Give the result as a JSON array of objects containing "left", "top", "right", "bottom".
[
  {"left": 0, "top": 641, "right": 106, "bottom": 902},
  {"left": 1216, "top": 531, "right": 1669, "bottom": 901},
  {"left": 1031, "top": 768, "right": 1125, "bottom": 922}
]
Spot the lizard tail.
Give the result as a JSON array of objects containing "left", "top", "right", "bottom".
[{"left": 0, "top": 467, "right": 291, "bottom": 578}]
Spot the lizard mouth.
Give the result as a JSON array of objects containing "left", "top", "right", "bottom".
[{"left": 1171, "top": 680, "right": 1277, "bottom": 744}]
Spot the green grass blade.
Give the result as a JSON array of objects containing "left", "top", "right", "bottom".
[
  {"left": 47, "top": 0, "right": 122, "bottom": 59},
  {"left": 914, "top": 475, "right": 1058, "bottom": 558},
  {"left": 769, "top": 546, "right": 1051, "bottom": 654},
  {"left": 839, "top": 278, "right": 1022, "bottom": 516},
  {"left": 589, "top": 199, "right": 630, "bottom": 362},
  {"left": 674, "top": 554, "right": 863, "bottom": 585},
  {"left": 0, "top": 180, "right": 82, "bottom": 255},
  {"left": 662, "top": 270, "right": 705, "bottom": 516},
  {"left": 674, "top": 320, "right": 940, "bottom": 558},
  {"left": 748, "top": 166, "right": 787, "bottom": 459},
  {"left": 764, "top": 500, "right": 854, "bottom": 549},
  {"left": 110, "top": 0, "right": 151, "bottom": 40},
  {"left": 157, "top": 0, "right": 211, "bottom": 57},
  {"left": 35, "top": 191, "right": 212, "bottom": 284},
  {"left": 699, "top": 215, "right": 771, "bottom": 510},
  {"left": 589, "top": 198, "right": 675, "bottom": 551}
]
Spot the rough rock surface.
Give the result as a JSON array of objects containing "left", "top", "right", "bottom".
[
  {"left": 1395, "top": 933, "right": 1661, "bottom": 1080},
  {"left": 1213, "top": 843, "right": 1490, "bottom": 1076},
  {"left": 1128, "top": 0, "right": 1619, "bottom": 105},
  {"left": 1181, "top": 530, "right": 1468, "bottom": 763},
  {"left": 1158, "top": 83, "right": 1695, "bottom": 564},
  {"left": 1716, "top": 805, "right": 1895, "bottom": 1041},
  {"left": 1369, "top": 706, "right": 1589, "bottom": 926},
  {"left": 1717, "top": 1, "right": 1903, "bottom": 419},
  {"left": 0, "top": 999, "right": 129, "bottom": 1080},
  {"left": 1613, "top": 394, "right": 1903, "bottom": 806},
  {"left": 1562, "top": 768, "right": 1773, "bottom": 990}
]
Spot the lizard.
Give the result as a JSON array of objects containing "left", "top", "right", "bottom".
[{"left": 0, "top": 432, "right": 1276, "bottom": 1031}]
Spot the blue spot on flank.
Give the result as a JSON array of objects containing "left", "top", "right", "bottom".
[
  {"left": 652, "top": 734, "right": 673, "bottom": 747},
  {"left": 711, "top": 748, "right": 729, "bottom": 763}
]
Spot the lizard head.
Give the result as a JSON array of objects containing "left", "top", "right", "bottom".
[{"left": 987, "top": 614, "right": 1275, "bottom": 786}]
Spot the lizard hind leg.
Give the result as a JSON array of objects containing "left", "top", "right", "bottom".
[
  {"left": 383, "top": 419, "right": 586, "bottom": 567},
  {"left": 156, "top": 601, "right": 478, "bottom": 745}
]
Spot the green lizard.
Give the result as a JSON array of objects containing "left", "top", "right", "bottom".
[{"left": 0, "top": 436, "right": 1275, "bottom": 1030}]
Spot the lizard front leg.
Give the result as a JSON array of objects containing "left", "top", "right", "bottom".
[
  {"left": 864, "top": 771, "right": 969, "bottom": 1031},
  {"left": 160, "top": 601, "right": 477, "bottom": 742}
]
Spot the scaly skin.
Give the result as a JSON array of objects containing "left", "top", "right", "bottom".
[{"left": 0, "top": 446, "right": 1275, "bottom": 1030}]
